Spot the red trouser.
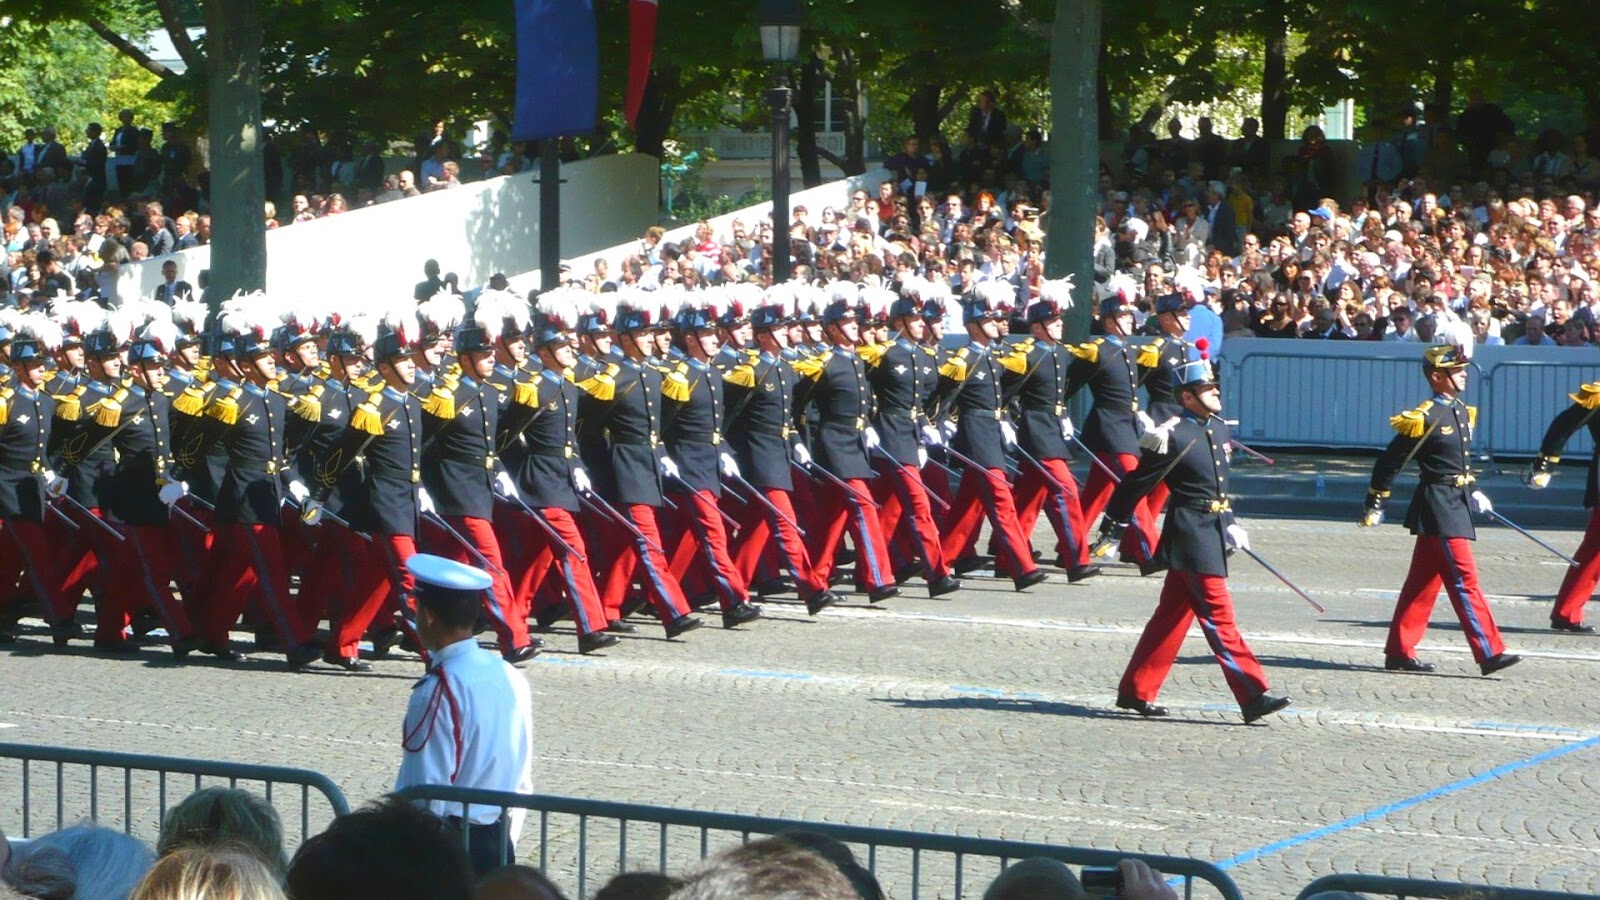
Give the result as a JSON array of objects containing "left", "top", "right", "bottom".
[
  {"left": 329, "top": 532, "right": 417, "bottom": 659},
  {"left": 0, "top": 518, "right": 76, "bottom": 626},
  {"left": 1013, "top": 457, "right": 1091, "bottom": 568},
  {"left": 665, "top": 489, "right": 748, "bottom": 612},
  {"left": 53, "top": 504, "right": 103, "bottom": 608},
  {"left": 506, "top": 506, "right": 608, "bottom": 636},
  {"left": 172, "top": 500, "right": 214, "bottom": 600},
  {"left": 422, "top": 514, "right": 530, "bottom": 651},
  {"left": 806, "top": 477, "right": 895, "bottom": 591},
  {"left": 1553, "top": 507, "right": 1600, "bottom": 626},
  {"left": 201, "top": 523, "right": 312, "bottom": 650},
  {"left": 731, "top": 488, "right": 829, "bottom": 597},
  {"left": 56, "top": 504, "right": 126, "bottom": 635},
  {"left": 598, "top": 504, "right": 692, "bottom": 624},
  {"left": 297, "top": 520, "right": 362, "bottom": 628},
  {"left": 1078, "top": 452, "right": 1160, "bottom": 563},
  {"left": 1387, "top": 536, "right": 1506, "bottom": 663},
  {"left": 1119, "top": 569, "right": 1271, "bottom": 707},
  {"left": 940, "top": 467, "right": 1038, "bottom": 578},
  {"left": 112, "top": 524, "right": 195, "bottom": 644},
  {"left": 874, "top": 462, "right": 950, "bottom": 580}
]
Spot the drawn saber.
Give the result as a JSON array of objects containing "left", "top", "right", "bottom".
[
  {"left": 579, "top": 489, "right": 669, "bottom": 557},
  {"left": 422, "top": 510, "right": 504, "bottom": 574},
  {"left": 723, "top": 472, "right": 807, "bottom": 538},
  {"left": 869, "top": 446, "right": 951, "bottom": 512},
  {"left": 792, "top": 461, "right": 881, "bottom": 510},
  {"left": 55, "top": 493, "right": 126, "bottom": 542},
  {"left": 1483, "top": 508, "right": 1579, "bottom": 567},
  {"left": 495, "top": 493, "right": 586, "bottom": 563},
  {"left": 1239, "top": 546, "right": 1326, "bottom": 614}
]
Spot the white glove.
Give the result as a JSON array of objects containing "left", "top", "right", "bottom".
[
  {"left": 916, "top": 447, "right": 928, "bottom": 468},
  {"left": 42, "top": 469, "right": 67, "bottom": 498},
  {"left": 572, "top": 466, "right": 593, "bottom": 493},
  {"left": 1139, "top": 417, "right": 1179, "bottom": 453},
  {"left": 1060, "top": 417, "right": 1076, "bottom": 441},
  {"left": 1529, "top": 470, "right": 1552, "bottom": 490},
  {"left": 1136, "top": 410, "right": 1157, "bottom": 435},
  {"left": 1470, "top": 490, "right": 1493, "bottom": 514},
  {"left": 494, "top": 470, "right": 520, "bottom": 498},
  {"left": 719, "top": 452, "right": 740, "bottom": 478},
  {"left": 287, "top": 480, "right": 311, "bottom": 504},
  {"left": 864, "top": 426, "right": 881, "bottom": 449},
  {"left": 941, "top": 419, "right": 958, "bottom": 440},
  {"left": 920, "top": 424, "right": 944, "bottom": 446},
  {"left": 418, "top": 487, "right": 437, "bottom": 515},
  {"left": 660, "top": 456, "right": 681, "bottom": 480},
  {"left": 1225, "top": 523, "right": 1250, "bottom": 552},
  {"left": 158, "top": 480, "right": 187, "bottom": 506},
  {"left": 300, "top": 498, "right": 325, "bottom": 526},
  {"left": 1000, "top": 421, "right": 1018, "bottom": 446},
  {"left": 793, "top": 443, "right": 813, "bottom": 466}
]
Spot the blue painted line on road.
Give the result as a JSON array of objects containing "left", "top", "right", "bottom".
[
  {"left": 720, "top": 668, "right": 813, "bottom": 680},
  {"left": 534, "top": 657, "right": 596, "bottom": 667},
  {"left": 1471, "top": 721, "right": 1584, "bottom": 735},
  {"left": 950, "top": 685, "right": 1008, "bottom": 697},
  {"left": 1214, "top": 733, "right": 1600, "bottom": 870}
]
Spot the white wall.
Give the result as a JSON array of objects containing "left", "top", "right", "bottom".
[
  {"left": 529, "top": 168, "right": 893, "bottom": 292},
  {"left": 123, "top": 153, "right": 658, "bottom": 303}
]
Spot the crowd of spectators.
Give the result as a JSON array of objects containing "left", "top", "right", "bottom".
[{"left": 1, "top": 789, "right": 1193, "bottom": 900}]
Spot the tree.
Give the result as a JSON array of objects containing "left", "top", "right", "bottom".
[
  {"left": 1047, "top": 0, "right": 1099, "bottom": 344},
  {"left": 203, "top": 0, "right": 266, "bottom": 301}
]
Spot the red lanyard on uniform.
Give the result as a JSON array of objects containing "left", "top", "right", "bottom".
[{"left": 401, "top": 663, "right": 464, "bottom": 783}]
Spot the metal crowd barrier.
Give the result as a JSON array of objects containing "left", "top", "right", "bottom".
[
  {"left": 1296, "top": 873, "right": 1600, "bottom": 899},
  {"left": 0, "top": 742, "right": 350, "bottom": 847},
  {"left": 397, "top": 785, "right": 1244, "bottom": 900}
]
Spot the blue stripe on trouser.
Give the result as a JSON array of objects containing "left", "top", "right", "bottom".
[
  {"left": 243, "top": 528, "right": 296, "bottom": 648},
  {"left": 558, "top": 557, "right": 595, "bottom": 633},
  {"left": 891, "top": 468, "right": 936, "bottom": 569},
  {"left": 1438, "top": 538, "right": 1492, "bottom": 656},
  {"left": 630, "top": 509, "right": 681, "bottom": 622},
  {"left": 1182, "top": 571, "right": 1249, "bottom": 686},
  {"left": 845, "top": 483, "right": 887, "bottom": 586},
  {"left": 1049, "top": 486, "right": 1081, "bottom": 562},
  {"left": 688, "top": 495, "right": 740, "bottom": 605}
]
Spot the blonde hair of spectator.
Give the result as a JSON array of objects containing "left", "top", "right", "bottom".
[
  {"left": 474, "top": 864, "right": 566, "bottom": 900},
  {"left": 157, "top": 788, "right": 288, "bottom": 878},
  {"left": 669, "top": 837, "right": 857, "bottom": 900},
  {"left": 131, "top": 847, "right": 286, "bottom": 900}
]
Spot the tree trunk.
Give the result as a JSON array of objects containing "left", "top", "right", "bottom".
[
  {"left": 203, "top": 0, "right": 266, "bottom": 303},
  {"left": 1047, "top": 0, "right": 1101, "bottom": 344},
  {"left": 795, "top": 55, "right": 824, "bottom": 188},
  {"left": 908, "top": 80, "right": 946, "bottom": 143},
  {"left": 633, "top": 67, "right": 679, "bottom": 159},
  {"left": 1096, "top": 39, "right": 1115, "bottom": 139},
  {"left": 1261, "top": 0, "right": 1288, "bottom": 141},
  {"left": 814, "top": 51, "right": 868, "bottom": 177},
  {"left": 1429, "top": 58, "right": 1454, "bottom": 119}
]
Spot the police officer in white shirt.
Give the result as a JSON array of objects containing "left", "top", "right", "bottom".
[{"left": 396, "top": 554, "right": 535, "bottom": 876}]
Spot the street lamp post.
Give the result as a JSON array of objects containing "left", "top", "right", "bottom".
[{"left": 758, "top": 0, "right": 804, "bottom": 285}]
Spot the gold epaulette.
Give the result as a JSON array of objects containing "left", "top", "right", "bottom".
[
  {"left": 791, "top": 351, "right": 831, "bottom": 381},
  {"left": 938, "top": 348, "right": 971, "bottom": 381},
  {"left": 54, "top": 386, "right": 87, "bottom": 422},
  {"left": 1389, "top": 400, "right": 1433, "bottom": 438},
  {"left": 1067, "top": 338, "right": 1102, "bottom": 364},
  {"left": 421, "top": 385, "right": 456, "bottom": 420},
  {"left": 995, "top": 343, "right": 1029, "bottom": 375},
  {"left": 1467, "top": 405, "right": 1477, "bottom": 431},
  {"left": 662, "top": 366, "right": 692, "bottom": 402},
  {"left": 1136, "top": 338, "right": 1164, "bottom": 368},
  {"left": 172, "top": 383, "right": 210, "bottom": 417},
  {"left": 290, "top": 384, "right": 324, "bottom": 422},
  {"left": 0, "top": 387, "right": 12, "bottom": 426},
  {"left": 513, "top": 378, "right": 539, "bottom": 407},
  {"left": 724, "top": 363, "right": 757, "bottom": 389},
  {"left": 857, "top": 342, "right": 890, "bottom": 368},
  {"left": 576, "top": 363, "right": 619, "bottom": 401},
  {"left": 349, "top": 393, "right": 386, "bottom": 436},
  {"left": 205, "top": 387, "right": 243, "bottom": 426},
  {"left": 88, "top": 387, "right": 128, "bottom": 428},
  {"left": 1571, "top": 382, "right": 1600, "bottom": 410}
]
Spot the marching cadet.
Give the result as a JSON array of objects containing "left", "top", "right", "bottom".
[
  {"left": 418, "top": 291, "right": 540, "bottom": 664},
  {"left": 712, "top": 283, "right": 759, "bottom": 371},
  {"left": 661, "top": 293, "right": 763, "bottom": 627},
  {"left": 931, "top": 284, "right": 1048, "bottom": 591},
  {"left": 724, "top": 294, "right": 841, "bottom": 616},
  {"left": 1067, "top": 292, "right": 1161, "bottom": 570},
  {"left": 496, "top": 290, "right": 618, "bottom": 654},
  {"left": 166, "top": 300, "right": 208, "bottom": 390},
  {"left": 791, "top": 293, "right": 901, "bottom": 603},
  {"left": 1361, "top": 345, "right": 1520, "bottom": 676},
  {"left": 573, "top": 293, "right": 618, "bottom": 381},
  {"left": 170, "top": 321, "right": 239, "bottom": 607},
  {"left": 1527, "top": 380, "right": 1600, "bottom": 633},
  {"left": 192, "top": 304, "right": 322, "bottom": 670},
  {"left": 304, "top": 307, "right": 431, "bottom": 668},
  {"left": 85, "top": 318, "right": 203, "bottom": 657},
  {"left": 1093, "top": 352, "right": 1291, "bottom": 723},
  {"left": 861, "top": 286, "right": 961, "bottom": 598},
  {"left": 1005, "top": 280, "right": 1099, "bottom": 582},
  {"left": 0, "top": 315, "right": 80, "bottom": 645},
  {"left": 574, "top": 295, "right": 703, "bottom": 638}
]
